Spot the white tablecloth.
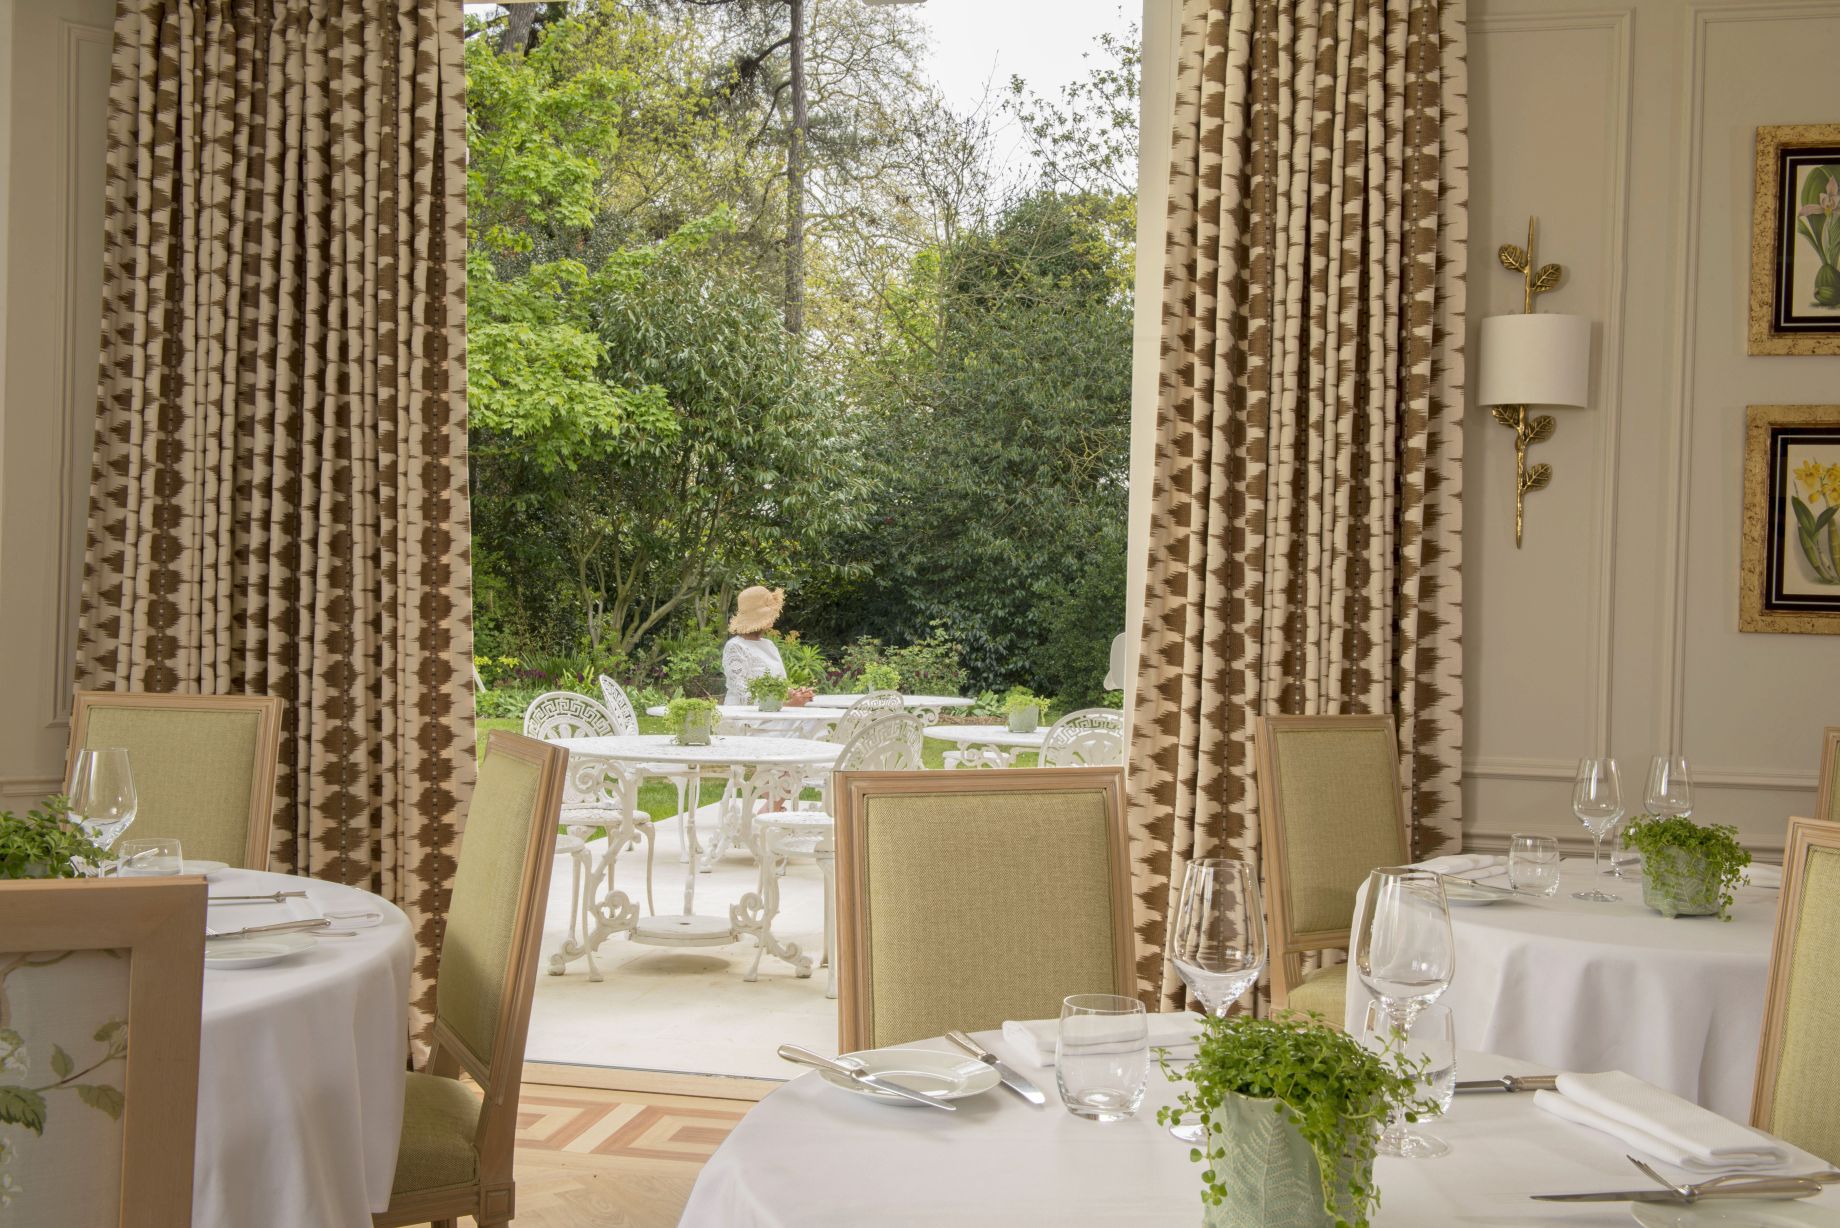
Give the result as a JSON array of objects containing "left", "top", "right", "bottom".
[
  {"left": 679, "top": 1034, "right": 1838, "bottom": 1226},
  {"left": 1344, "top": 859, "right": 1780, "bottom": 1119},
  {"left": 196, "top": 868, "right": 413, "bottom": 1228}
]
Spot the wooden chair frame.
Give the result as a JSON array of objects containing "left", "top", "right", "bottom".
[
  {"left": 374, "top": 730, "right": 566, "bottom": 1228},
  {"left": 1253, "top": 714, "right": 1409, "bottom": 1011},
  {"left": 0, "top": 878, "right": 206, "bottom": 1228},
  {"left": 68, "top": 691, "right": 284, "bottom": 871},
  {"left": 1817, "top": 726, "right": 1840, "bottom": 825},
  {"left": 1751, "top": 814, "right": 1840, "bottom": 1138},
  {"left": 831, "top": 766, "right": 1134, "bottom": 1052}
]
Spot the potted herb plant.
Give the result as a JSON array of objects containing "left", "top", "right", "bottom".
[
  {"left": 0, "top": 797, "right": 107, "bottom": 880},
  {"left": 858, "top": 662, "right": 901, "bottom": 693},
  {"left": 667, "top": 697, "right": 719, "bottom": 747},
  {"left": 1001, "top": 686, "right": 1047, "bottom": 733},
  {"left": 1159, "top": 1012, "right": 1433, "bottom": 1228},
  {"left": 747, "top": 673, "right": 791, "bottom": 712},
  {"left": 1622, "top": 815, "right": 1751, "bottom": 920}
]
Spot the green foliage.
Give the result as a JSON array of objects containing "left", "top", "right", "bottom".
[
  {"left": 0, "top": 798, "right": 107, "bottom": 880},
  {"left": 1159, "top": 1013, "right": 1434, "bottom": 1227},
  {"left": 658, "top": 623, "right": 728, "bottom": 698},
  {"left": 770, "top": 631, "right": 830, "bottom": 688},
  {"left": 746, "top": 673, "right": 790, "bottom": 702},
  {"left": 832, "top": 628, "right": 967, "bottom": 696},
  {"left": 666, "top": 697, "right": 718, "bottom": 743},
  {"left": 477, "top": 686, "right": 546, "bottom": 721},
  {"left": 1623, "top": 816, "right": 1752, "bottom": 921},
  {"left": 1000, "top": 686, "right": 1049, "bottom": 717},
  {"left": 858, "top": 663, "right": 901, "bottom": 693},
  {"left": 1034, "top": 517, "right": 1127, "bottom": 708}
]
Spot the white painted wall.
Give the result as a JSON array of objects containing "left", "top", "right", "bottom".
[{"left": 0, "top": 0, "right": 112, "bottom": 813}]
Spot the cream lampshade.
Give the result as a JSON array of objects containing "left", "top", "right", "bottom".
[{"left": 1477, "top": 313, "right": 1592, "bottom": 408}]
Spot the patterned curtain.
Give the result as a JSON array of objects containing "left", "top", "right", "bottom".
[
  {"left": 79, "top": 0, "right": 472, "bottom": 1043},
  {"left": 1130, "top": 0, "right": 1469, "bottom": 1006}
]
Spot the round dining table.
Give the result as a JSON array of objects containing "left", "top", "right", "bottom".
[
  {"left": 1344, "top": 859, "right": 1782, "bottom": 1120},
  {"left": 196, "top": 867, "right": 413, "bottom": 1228},
  {"left": 644, "top": 702, "right": 852, "bottom": 738},
  {"left": 680, "top": 1032, "right": 1840, "bottom": 1226},
  {"left": 922, "top": 722, "right": 1048, "bottom": 768},
  {"left": 811, "top": 693, "right": 974, "bottom": 724}
]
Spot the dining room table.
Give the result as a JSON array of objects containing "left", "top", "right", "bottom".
[
  {"left": 679, "top": 1031, "right": 1840, "bottom": 1226},
  {"left": 1344, "top": 858, "right": 1784, "bottom": 1120},
  {"left": 195, "top": 866, "right": 414, "bottom": 1228}
]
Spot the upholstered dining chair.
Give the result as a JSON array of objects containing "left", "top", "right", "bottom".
[
  {"left": 0, "top": 877, "right": 206, "bottom": 1228},
  {"left": 1751, "top": 815, "right": 1840, "bottom": 1163},
  {"left": 1253, "top": 714, "right": 1410, "bottom": 1026},
  {"left": 831, "top": 766, "right": 1133, "bottom": 1051},
  {"left": 1039, "top": 707, "right": 1126, "bottom": 767},
  {"left": 374, "top": 730, "right": 566, "bottom": 1228},
  {"left": 1817, "top": 726, "right": 1839, "bottom": 825},
  {"left": 68, "top": 691, "right": 283, "bottom": 869}
]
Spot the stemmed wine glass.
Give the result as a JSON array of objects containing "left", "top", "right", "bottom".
[
  {"left": 1353, "top": 866, "right": 1454, "bottom": 1158},
  {"left": 66, "top": 747, "right": 137, "bottom": 876},
  {"left": 1166, "top": 859, "right": 1266, "bottom": 1143},
  {"left": 1645, "top": 755, "right": 1693, "bottom": 819},
  {"left": 1572, "top": 756, "right": 1624, "bottom": 902}
]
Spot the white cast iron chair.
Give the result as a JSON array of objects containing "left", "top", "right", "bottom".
[
  {"left": 1040, "top": 707, "right": 1126, "bottom": 767},
  {"left": 754, "top": 713, "right": 925, "bottom": 996},
  {"left": 598, "top": 674, "right": 700, "bottom": 863},
  {"left": 523, "top": 690, "right": 656, "bottom": 980}
]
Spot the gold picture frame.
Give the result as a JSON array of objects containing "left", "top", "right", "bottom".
[
  {"left": 1748, "top": 124, "right": 1840, "bottom": 356},
  {"left": 1740, "top": 404, "right": 1840, "bottom": 634}
]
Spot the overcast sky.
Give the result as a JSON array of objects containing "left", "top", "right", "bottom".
[{"left": 916, "top": 1, "right": 1131, "bottom": 112}]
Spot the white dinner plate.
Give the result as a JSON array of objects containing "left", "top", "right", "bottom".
[
  {"left": 1631, "top": 1201, "right": 1840, "bottom": 1228},
  {"left": 1441, "top": 878, "right": 1516, "bottom": 905},
  {"left": 818, "top": 1048, "right": 1000, "bottom": 1105},
  {"left": 181, "top": 859, "right": 228, "bottom": 878},
  {"left": 204, "top": 932, "right": 316, "bottom": 970}
]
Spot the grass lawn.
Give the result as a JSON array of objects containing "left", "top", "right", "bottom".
[{"left": 476, "top": 715, "right": 1037, "bottom": 824}]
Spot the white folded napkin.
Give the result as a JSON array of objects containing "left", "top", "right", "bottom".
[
  {"left": 1413, "top": 853, "right": 1511, "bottom": 885},
  {"left": 1533, "top": 1071, "right": 1790, "bottom": 1172},
  {"left": 1000, "top": 1012, "right": 1203, "bottom": 1070},
  {"left": 1741, "top": 862, "right": 1782, "bottom": 889}
]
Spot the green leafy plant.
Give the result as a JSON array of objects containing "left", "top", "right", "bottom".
[
  {"left": 0, "top": 798, "right": 107, "bottom": 880},
  {"left": 857, "top": 662, "right": 901, "bottom": 692},
  {"left": 746, "top": 673, "right": 791, "bottom": 703},
  {"left": 770, "top": 631, "right": 831, "bottom": 688},
  {"left": 1159, "top": 1012, "right": 1433, "bottom": 1228},
  {"left": 1000, "top": 686, "right": 1049, "bottom": 717},
  {"left": 1623, "top": 815, "right": 1751, "bottom": 921},
  {"left": 666, "top": 696, "right": 718, "bottom": 744}
]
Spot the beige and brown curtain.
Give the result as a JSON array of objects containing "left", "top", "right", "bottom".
[
  {"left": 1130, "top": 0, "right": 1468, "bottom": 1006},
  {"left": 78, "top": 0, "right": 472, "bottom": 1041}
]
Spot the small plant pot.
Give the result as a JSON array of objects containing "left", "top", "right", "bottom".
[
  {"left": 1641, "top": 845, "right": 1722, "bottom": 918},
  {"left": 678, "top": 719, "right": 712, "bottom": 747},
  {"left": 1201, "top": 1094, "right": 1365, "bottom": 1228},
  {"left": 756, "top": 695, "right": 784, "bottom": 712},
  {"left": 1007, "top": 706, "right": 1040, "bottom": 734}
]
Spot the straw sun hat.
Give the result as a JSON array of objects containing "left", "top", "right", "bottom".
[{"left": 729, "top": 586, "right": 785, "bottom": 635}]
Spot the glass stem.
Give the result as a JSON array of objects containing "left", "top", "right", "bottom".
[{"left": 1591, "top": 830, "right": 1605, "bottom": 879}]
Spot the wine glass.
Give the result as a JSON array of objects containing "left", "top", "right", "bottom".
[
  {"left": 1645, "top": 755, "right": 1693, "bottom": 818},
  {"left": 1353, "top": 867, "right": 1453, "bottom": 1030},
  {"left": 1572, "top": 757, "right": 1624, "bottom": 902},
  {"left": 1361, "top": 1001, "right": 1455, "bottom": 1159},
  {"left": 1166, "top": 859, "right": 1265, "bottom": 1142},
  {"left": 66, "top": 747, "right": 137, "bottom": 875}
]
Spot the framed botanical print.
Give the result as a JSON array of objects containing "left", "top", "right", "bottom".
[
  {"left": 1742, "top": 405, "right": 1840, "bottom": 634},
  {"left": 1749, "top": 125, "right": 1840, "bottom": 356}
]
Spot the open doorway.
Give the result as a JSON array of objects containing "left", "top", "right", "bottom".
[{"left": 464, "top": 0, "right": 1139, "bottom": 1081}]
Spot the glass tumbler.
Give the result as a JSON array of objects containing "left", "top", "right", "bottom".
[
  {"left": 1507, "top": 834, "right": 1561, "bottom": 897},
  {"left": 1056, "top": 994, "right": 1149, "bottom": 1122}
]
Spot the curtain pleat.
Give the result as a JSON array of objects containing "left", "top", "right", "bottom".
[
  {"left": 81, "top": 0, "right": 472, "bottom": 1046},
  {"left": 1130, "top": 0, "right": 1467, "bottom": 1009}
]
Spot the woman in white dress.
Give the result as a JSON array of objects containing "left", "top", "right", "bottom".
[{"left": 722, "top": 586, "right": 814, "bottom": 706}]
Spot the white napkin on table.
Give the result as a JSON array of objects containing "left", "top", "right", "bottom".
[
  {"left": 1413, "top": 854, "right": 1511, "bottom": 885},
  {"left": 1741, "top": 862, "right": 1782, "bottom": 889},
  {"left": 1001, "top": 1012, "right": 1203, "bottom": 1070},
  {"left": 1534, "top": 1071, "right": 1791, "bottom": 1172}
]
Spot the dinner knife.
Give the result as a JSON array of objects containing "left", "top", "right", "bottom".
[
  {"left": 1455, "top": 1074, "right": 1559, "bottom": 1093},
  {"left": 777, "top": 1045, "right": 957, "bottom": 1112},
  {"left": 1531, "top": 1178, "right": 1821, "bottom": 1203},
  {"left": 205, "top": 918, "right": 331, "bottom": 941},
  {"left": 207, "top": 891, "right": 311, "bottom": 904},
  {"left": 945, "top": 1029, "right": 1047, "bottom": 1106}
]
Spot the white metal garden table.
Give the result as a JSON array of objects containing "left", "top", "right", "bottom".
[
  {"left": 645, "top": 702, "right": 850, "bottom": 739},
  {"left": 922, "top": 722, "right": 1048, "bottom": 768},
  {"left": 549, "top": 734, "right": 841, "bottom": 983},
  {"left": 812, "top": 693, "right": 974, "bottom": 724}
]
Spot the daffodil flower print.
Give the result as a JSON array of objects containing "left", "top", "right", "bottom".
[{"left": 1789, "top": 456, "right": 1840, "bottom": 584}]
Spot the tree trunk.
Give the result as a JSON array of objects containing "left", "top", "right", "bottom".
[
  {"left": 499, "top": 3, "right": 539, "bottom": 56},
  {"left": 783, "top": 0, "right": 807, "bottom": 334}
]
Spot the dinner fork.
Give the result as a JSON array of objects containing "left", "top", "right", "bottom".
[{"left": 1629, "top": 1155, "right": 1840, "bottom": 1196}]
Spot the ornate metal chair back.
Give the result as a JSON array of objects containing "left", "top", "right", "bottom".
[
  {"left": 522, "top": 691, "right": 618, "bottom": 741},
  {"left": 830, "top": 689, "right": 905, "bottom": 747},
  {"left": 595, "top": 675, "right": 642, "bottom": 736},
  {"left": 1040, "top": 708, "right": 1126, "bottom": 768}
]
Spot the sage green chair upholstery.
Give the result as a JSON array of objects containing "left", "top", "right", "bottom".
[
  {"left": 832, "top": 767, "right": 1133, "bottom": 1051},
  {"left": 0, "top": 878, "right": 206, "bottom": 1228},
  {"left": 68, "top": 691, "right": 283, "bottom": 869},
  {"left": 1254, "top": 715, "right": 1410, "bottom": 1027},
  {"left": 1817, "top": 726, "right": 1839, "bottom": 826},
  {"left": 375, "top": 730, "right": 566, "bottom": 1228},
  {"left": 1753, "top": 816, "right": 1840, "bottom": 1162}
]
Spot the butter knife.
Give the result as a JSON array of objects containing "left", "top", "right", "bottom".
[
  {"left": 1532, "top": 1178, "right": 1821, "bottom": 1203},
  {"left": 777, "top": 1045, "right": 956, "bottom": 1112},
  {"left": 1456, "top": 1074, "right": 1559, "bottom": 1093},
  {"left": 208, "top": 891, "right": 310, "bottom": 904},
  {"left": 205, "top": 918, "right": 331, "bottom": 941},
  {"left": 945, "top": 1030, "right": 1046, "bottom": 1106}
]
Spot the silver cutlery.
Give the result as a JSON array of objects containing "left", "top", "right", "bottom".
[
  {"left": 208, "top": 891, "right": 310, "bottom": 904},
  {"left": 777, "top": 1045, "right": 956, "bottom": 1112},
  {"left": 1532, "top": 1177, "right": 1821, "bottom": 1204},
  {"left": 1455, "top": 1073, "right": 1559, "bottom": 1094},
  {"left": 945, "top": 1029, "right": 1045, "bottom": 1106},
  {"left": 1629, "top": 1155, "right": 1840, "bottom": 1197},
  {"left": 205, "top": 918, "right": 331, "bottom": 941}
]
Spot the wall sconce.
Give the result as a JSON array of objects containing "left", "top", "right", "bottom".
[{"left": 1476, "top": 217, "right": 1592, "bottom": 548}]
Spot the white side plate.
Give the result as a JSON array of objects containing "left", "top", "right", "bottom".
[
  {"left": 818, "top": 1047, "right": 1000, "bottom": 1105},
  {"left": 1631, "top": 1201, "right": 1840, "bottom": 1227},
  {"left": 204, "top": 932, "right": 316, "bottom": 970}
]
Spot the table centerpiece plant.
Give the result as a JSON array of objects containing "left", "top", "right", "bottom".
[
  {"left": 667, "top": 697, "right": 719, "bottom": 747},
  {"left": 1622, "top": 815, "right": 1751, "bottom": 920},
  {"left": 1000, "top": 686, "right": 1048, "bottom": 733},
  {"left": 746, "top": 673, "right": 792, "bottom": 712},
  {"left": 1159, "top": 1011, "right": 1434, "bottom": 1228},
  {"left": 856, "top": 662, "right": 901, "bottom": 693},
  {"left": 0, "top": 797, "right": 107, "bottom": 880}
]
